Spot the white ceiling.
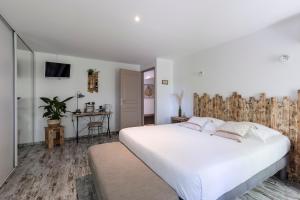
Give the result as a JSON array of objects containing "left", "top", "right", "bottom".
[{"left": 1, "top": 0, "right": 300, "bottom": 65}]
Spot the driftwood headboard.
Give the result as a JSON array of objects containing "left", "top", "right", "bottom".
[{"left": 194, "top": 91, "right": 300, "bottom": 182}]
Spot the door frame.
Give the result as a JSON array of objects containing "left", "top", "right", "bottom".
[
  {"left": 13, "top": 32, "right": 17, "bottom": 167},
  {"left": 141, "top": 67, "right": 156, "bottom": 125}
]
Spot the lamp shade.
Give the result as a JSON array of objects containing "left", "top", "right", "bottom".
[{"left": 77, "top": 93, "right": 85, "bottom": 98}]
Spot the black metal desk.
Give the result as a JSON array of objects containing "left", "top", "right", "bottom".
[{"left": 72, "top": 111, "right": 112, "bottom": 143}]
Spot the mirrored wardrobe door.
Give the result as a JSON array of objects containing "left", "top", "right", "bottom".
[
  {"left": 0, "top": 16, "right": 15, "bottom": 186},
  {"left": 16, "top": 36, "right": 34, "bottom": 146}
]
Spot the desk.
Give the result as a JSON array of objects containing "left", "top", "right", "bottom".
[{"left": 73, "top": 112, "right": 112, "bottom": 143}]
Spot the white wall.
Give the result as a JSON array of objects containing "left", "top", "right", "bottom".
[
  {"left": 144, "top": 99, "right": 154, "bottom": 115},
  {"left": 173, "top": 15, "right": 300, "bottom": 117},
  {"left": 34, "top": 52, "right": 140, "bottom": 142},
  {"left": 155, "top": 58, "right": 174, "bottom": 124},
  {"left": 144, "top": 77, "right": 154, "bottom": 115}
]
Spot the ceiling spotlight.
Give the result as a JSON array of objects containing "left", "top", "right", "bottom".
[{"left": 134, "top": 15, "right": 141, "bottom": 23}]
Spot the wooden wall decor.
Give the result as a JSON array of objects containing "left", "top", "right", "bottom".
[
  {"left": 144, "top": 84, "right": 155, "bottom": 98},
  {"left": 194, "top": 91, "right": 300, "bottom": 182},
  {"left": 88, "top": 71, "right": 98, "bottom": 93}
]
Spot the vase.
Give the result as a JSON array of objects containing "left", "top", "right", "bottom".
[
  {"left": 178, "top": 106, "right": 182, "bottom": 117},
  {"left": 47, "top": 119, "right": 61, "bottom": 128}
]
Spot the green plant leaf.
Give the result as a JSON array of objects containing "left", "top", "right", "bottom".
[
  {"left": 40, "top": 97, "right": 51, "bottom": 103},
  {"left": 39, "top": 96, "right": 73, "bottom": 120},
  {"left": 61, "top": 96, "right": 73, "bottom": 103}
]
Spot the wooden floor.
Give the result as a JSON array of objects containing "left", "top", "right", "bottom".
[
  {"left": 144, "top": 115, "right": 155, "bottom": 125},
  {"left": 0, "top": 134, "right": 118, "bottom": 200},
  {"left": 1, "top": 133, "right": 300, "bottom": 200}
]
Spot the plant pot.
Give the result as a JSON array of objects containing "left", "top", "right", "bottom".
[{"left": 47, "top": 119, "right": 61, "bottom": 128}]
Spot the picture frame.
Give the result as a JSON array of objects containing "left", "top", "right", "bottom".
[
  {"left": 88, "top": 70, "right": 99, "bottom": 93},
  {"left": 162, "top": 80, "right": 168, "bottom": 85},
  {"left": 144, "top": 84, "right": 154, "bottom": 98}
]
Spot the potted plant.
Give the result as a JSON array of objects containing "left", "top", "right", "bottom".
[
  {"left": 88, "top": 69, "right": 94, "bottom": 76},
  {"left": 40, "top": 96, "right": 73, "bottom": 127}
]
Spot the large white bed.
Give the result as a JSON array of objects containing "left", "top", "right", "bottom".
[{"left": 119, "top": 124, "right": 290, "bottom": 200}]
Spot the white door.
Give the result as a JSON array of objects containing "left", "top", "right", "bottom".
[{"left": 120, "top": 69, "right": 142, "bottom": 129}]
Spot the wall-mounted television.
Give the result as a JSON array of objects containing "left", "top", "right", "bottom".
[{"left": 45, "top": 62, "right": 71, "bottom": 78}]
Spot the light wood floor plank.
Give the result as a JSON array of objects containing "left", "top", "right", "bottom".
[
  {"left": 1, "top": 134, "right": 299, "bottom": 200},
  {"left": 0, "top": 135, "right": 118, "bottom": 200}
]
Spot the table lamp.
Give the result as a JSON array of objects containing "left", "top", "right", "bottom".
[{"left": 75, "top": 91, "right": 85, "bottom": 113}]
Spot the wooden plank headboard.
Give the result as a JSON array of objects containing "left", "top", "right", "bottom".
[{"left": 193, "top": 91, "right": 300, "bottom": 182}]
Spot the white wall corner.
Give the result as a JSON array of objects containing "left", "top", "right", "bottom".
[
  {"left": 172, "top": 15, "right": 300, "bottom": 117},
  {"left": 155, "top": 58, "right": 174, "bottom": 124}
]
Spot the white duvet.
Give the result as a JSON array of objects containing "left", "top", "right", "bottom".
[{"left": 119, "top": 124, "right": 290, "bottom": 200}]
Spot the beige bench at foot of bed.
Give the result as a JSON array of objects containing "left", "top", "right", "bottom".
[{"left": 88, "top": 142, "right": 179, "bottom": 200}]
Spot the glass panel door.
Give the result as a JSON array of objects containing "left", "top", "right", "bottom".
[{"left": 16, "top": 36, "right": 34, "bottom": 145}]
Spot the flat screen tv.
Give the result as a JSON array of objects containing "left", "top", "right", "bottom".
[{"left": 45, "top": 62, "right": 71, "bottom": 78}]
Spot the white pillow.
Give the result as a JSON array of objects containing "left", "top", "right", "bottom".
[
  {"left": 202, "top": 117, "right": 225, "bottom": 131},
  {"left": 178, "top": 122, "right": 202, "bottom": 131},
  {"left": 216, "top": 121, "right": 252, "bottom": 137},
  {"left": 187, "top": 116, "right": 209, "bottom": 128},
  {"left": 211, "top": 131, "right": 243, "bottom": 143},
  {"left": 244, "top": 122, "right": 281, "bottom": 142}
]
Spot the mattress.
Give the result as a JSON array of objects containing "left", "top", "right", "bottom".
[{"left": 119, "top": 124, "right": 290, "bottom": 200}]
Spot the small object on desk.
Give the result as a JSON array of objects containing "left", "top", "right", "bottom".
[
  {"left": 99, "top": 105, "right": 105, "bottom": 112},
  {"left": 85, "top": 102, "right": 95, "bottom": 113},
  {"left": 171, "top": 116, "right": 189, "bottom": 123},
  {"left": 104, "top": 104, "right": 112, "bottom": 112},
  {"left": 45, "top": 126, "right": 64, "bottom": 149}
]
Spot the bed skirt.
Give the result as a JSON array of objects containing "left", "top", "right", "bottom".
[{"left": 217, "top": 154, "right": 288, "bottom": 200}]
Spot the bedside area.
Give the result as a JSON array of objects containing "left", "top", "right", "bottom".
[{"left": 171, "top": 116, "right": 189, "bottom": 123}]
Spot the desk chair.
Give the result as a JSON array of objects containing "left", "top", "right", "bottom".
[{"left": 88, "top": 115, "right": 105, "bottom": 141}]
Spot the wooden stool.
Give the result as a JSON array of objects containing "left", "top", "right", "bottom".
[{"left": 45, "top": 126, "right": 64, "bottom": 149}]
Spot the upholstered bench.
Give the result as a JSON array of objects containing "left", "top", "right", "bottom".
[{"left": 88, "top": 142, "right": 179, "bottom": 200}]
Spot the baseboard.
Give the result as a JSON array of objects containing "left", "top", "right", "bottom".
[
  {"left": 18, "top": 131, "right": 119, "bottom": 148},
  {"left": 0, "top": 168, "right": 15, "bottom": 189}
]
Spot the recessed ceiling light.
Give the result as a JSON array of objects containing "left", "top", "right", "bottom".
[{"left": 134, "top": 15, "right": 141, "bottom": 23}]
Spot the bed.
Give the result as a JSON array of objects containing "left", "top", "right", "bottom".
[
  {"left": 119, "top": 124, "right": 290, "bottom": 200},
  {"left": 118, "top": 90, "right": 300, "bottom": 200}
]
